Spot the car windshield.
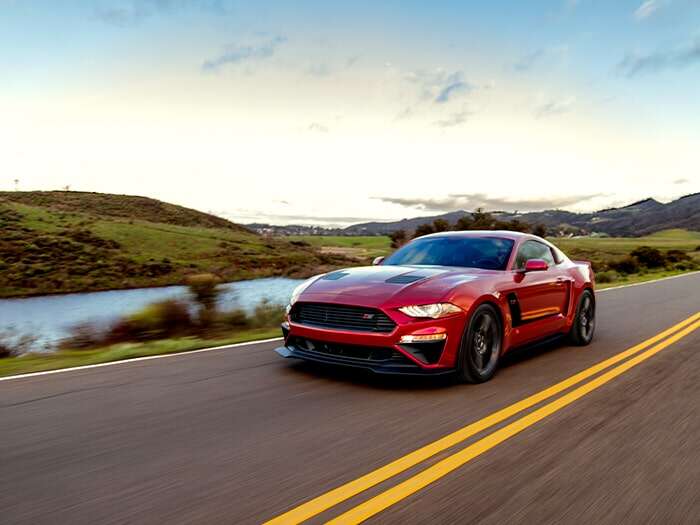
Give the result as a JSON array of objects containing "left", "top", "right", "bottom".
[{"left": 384, "top": 236, "right": 514, "bottom": 270}]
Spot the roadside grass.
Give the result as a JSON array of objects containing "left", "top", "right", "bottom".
[
  {"left": 595, "top": 267, "right": 699, "bottom": 289},
  {"left": 0, "top": 328, "right": 280, "bottom": 378}
]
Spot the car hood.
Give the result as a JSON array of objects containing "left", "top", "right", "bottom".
[{"left": 298, "top": 265, "right": 492, "bottom": 308}]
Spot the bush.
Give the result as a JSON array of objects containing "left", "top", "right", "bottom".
[
  {"left": 186, "top": 273, "right": 222, "bottom": 326},
  {"left": 249, "top": 300, "right": 286, "bottom": 328},
  {"left": 630, "top": 246, "right": 665, "bottom": 268},
  {"left": 609, "top": 256, "right": 640, "bottom": 274},
  {"left": 533, "top": 224, "right": 547, "bottom": 238},
  {"left": 595, "top": 270, "right": 619, "bottom": 284},
  {"left": 61, "top": 322, "right": 104, "bottom": 350},
  {"left": 218, "top": 308, "right": 250, "bottom": 328},
  {"left": 673, "top": 260, "right": 698, "bottom": 271},
  {"left": 98, "top": 299, "right": 193, "bottom": 344},
  {"left": 129, "top": 299, "right": 192, "bottom": 338},
  {"left": 0, "top": 330, "right": 40, "bottom": 357},
  {"left": 413, "top": 223, "right": 435, "bottom": 238},
  {"left": 432, "top": 219, "right": 450, "bottom": 232},
  {"left": 665, "top": 249, "right": 690, "bottom": 263},
  {"left": 389, "top": 230, "right": 407, "bottom": 248}
]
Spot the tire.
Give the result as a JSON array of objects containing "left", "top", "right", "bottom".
[
  {"left": 568, "top": 289, "right": 596, "bottom": 346},
  {"left": 456, "top": 304, "right": 503, "bottom": 383}
]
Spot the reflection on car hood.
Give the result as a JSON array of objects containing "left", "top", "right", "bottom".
[{"left": 299, "top": 265, "right": 491, "bottom": 307}]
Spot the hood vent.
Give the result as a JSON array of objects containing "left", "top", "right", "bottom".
[
  {"left": 385, "top": 273, "right": 428, "bottom": 284},
  {"left": 322, "top": 271, "right": 349, "bottom": 281}
]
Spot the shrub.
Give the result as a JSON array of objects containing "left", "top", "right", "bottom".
[
  {"left": 533, "top": 224, "right": 547, "bottom": 238},
  {"left": 454, "top": 216, "right": 474, "bottom": 231},
  {"left": 219, "top": 308, "right": 250, "bottom": 328},
  {"left": 129, "top": 299, "right": 192, "bottom": 338},
  {"left": 609, "top": 256, "right": 640, "bottom": 274},
  {"left": 665, "top": 249, "right": 690, "bottom": 263},
  {"left": 673, "top": 260, "right": 698, "bottom": 271},
  {"left": 249, "top": 300, "right": 286, "bottom": 328},
  {"left": 630, "top": 246, "right": 665, "bottom": 268},
  {"left": 432, "top": 219, "right": 450, "bottom": 232},
  {"left": 61, "top": 322, "right": 104, "bottom": 350},
  {"left": 595, "top": 270, "right": 619, "bottom": 284},
  {"left": 389, "top": 230, "right": 407, "bottom": 248},
  {"left": 413, "top": 223, "right": 435, "bottom": 238},
  {"left": 186, "top": 273, "right": 222, "bottom": 326},
  {"left": 0, "top": 330, "right": 40, "bottom": 357}
]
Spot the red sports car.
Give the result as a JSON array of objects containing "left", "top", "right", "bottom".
[{"left": 275, "top": 231, "right": 595, "bottom": 382}]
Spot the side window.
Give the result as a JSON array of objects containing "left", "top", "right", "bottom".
[{"left": 515, "top": 240, "right": 555, "bottom": 269}]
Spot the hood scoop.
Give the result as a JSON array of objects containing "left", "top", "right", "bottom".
[
  {"left": 385, "top": 273, "right": 430, "bottom": 284},
  {"left": 322, "top": 271, "right": 350, "bottom": 281}
]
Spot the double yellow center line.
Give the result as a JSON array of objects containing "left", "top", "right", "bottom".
[{"left": 266, "top": 312, "right": 700, "bottom": 524}]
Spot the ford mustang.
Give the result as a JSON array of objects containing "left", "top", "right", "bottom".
[{"left": 275, "top": 231, "right": 595, "bottom": 382}]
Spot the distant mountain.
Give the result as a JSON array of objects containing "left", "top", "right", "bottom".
[
  {"left": 344, "top": 211, "right": 471, "bottom": 235},
  {"left": 343, "top": 193, "right": 700, "bottom": 237}
]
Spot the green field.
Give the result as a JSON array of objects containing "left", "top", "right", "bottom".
[
  {"left": 0, "top": 192, "right": 353, "bottom": 298},
  {"left": 286, "top": 235, "right": 391, "bottom": 259},
  {"left": 552, "top": 229, "right": 700, "bottom": 255}
]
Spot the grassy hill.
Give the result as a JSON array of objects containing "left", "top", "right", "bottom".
[{"left": 0, "top": 191, "right": 353, "bottom": 298}]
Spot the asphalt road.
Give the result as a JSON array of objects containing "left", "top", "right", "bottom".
[{"left": 1, "top": 273, "right": 699, "bottom": 524}]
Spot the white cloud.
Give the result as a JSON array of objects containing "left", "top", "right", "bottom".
[{"left": 634, "top": 1, "right": 661, "bottom": 20}]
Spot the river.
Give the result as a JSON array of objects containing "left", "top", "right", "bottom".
[{"left": 0, "top": 277, "right": 303, "bottom": 349}]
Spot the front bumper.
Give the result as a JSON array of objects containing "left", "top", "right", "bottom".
[
  {"left": 274, "top": 343, "right": 453, "bottom": 375},
  {"left": 276, "top": 305, "right": 465, "bottom": 374}
]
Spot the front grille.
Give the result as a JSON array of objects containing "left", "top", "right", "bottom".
[
  {"left": 291, "top": 302, "right": 396, "bottom": 333},
  {"left": 289, "top": 337, "right": 407, "bottom": 363}
]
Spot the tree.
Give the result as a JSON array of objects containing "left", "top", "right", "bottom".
[
  {"left": 533, "top": 224, "right": 547, "bottom": 238},
  {"left": 413, "top": 223, "right": 435, "bottom": 238},
  {"left": 389, "top": 229, "right": 407, "bottom": 248},
  {"left": 454, "top": 215, "right": 474, "bottom": 231},
  {"left": 471, "top": 208, "right": 496, "bottom": 229},
  {"left": 432, "top": 219, "right": 450, "bottom": 232}
]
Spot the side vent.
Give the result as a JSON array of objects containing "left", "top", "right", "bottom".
[{"left": 507, "top": 293, "right": 522, "bottom": 327}]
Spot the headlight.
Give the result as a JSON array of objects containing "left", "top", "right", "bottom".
[{"left": 398, "top": 303, "right": 462, "bottom": 319}]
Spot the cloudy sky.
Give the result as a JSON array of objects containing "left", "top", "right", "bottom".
[{"left": 2, "top": 0, "right": 699, "bottom": 225}]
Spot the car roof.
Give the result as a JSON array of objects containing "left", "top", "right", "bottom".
[{"left": 418, "top": 230, "right": 535, "bottom": 242}]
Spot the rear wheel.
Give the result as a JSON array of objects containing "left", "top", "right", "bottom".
[
  {"left": 568, "top": 289, "right": 595, "bottom": 346},
  {"left": 456, "top": 304, "right": 502, "bottom": 383}
]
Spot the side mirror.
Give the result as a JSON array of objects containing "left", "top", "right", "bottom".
[
  {"left": 372, "top": 256, "right": 385, "bottom": 266},
  {"left": 524, "top": 259, "right": 548, "bottom": 272}
]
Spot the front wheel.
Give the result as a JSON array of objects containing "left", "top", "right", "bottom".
[
  {"left": 568, "top": 289, "right": 596, "bottom": 346},
  {"left": 456, "top": 304, "right": 503, "bottom": 384}
]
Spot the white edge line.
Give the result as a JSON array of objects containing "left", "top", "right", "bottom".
[
  {"left": 2, "top": 270, "right": 699, "bottom": 383},
  {"left": 597, "top": 270, "right": 700, "bottom": 292},
  {"left": 0, "top": 337, "right": 283, "bottom": 382}
]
